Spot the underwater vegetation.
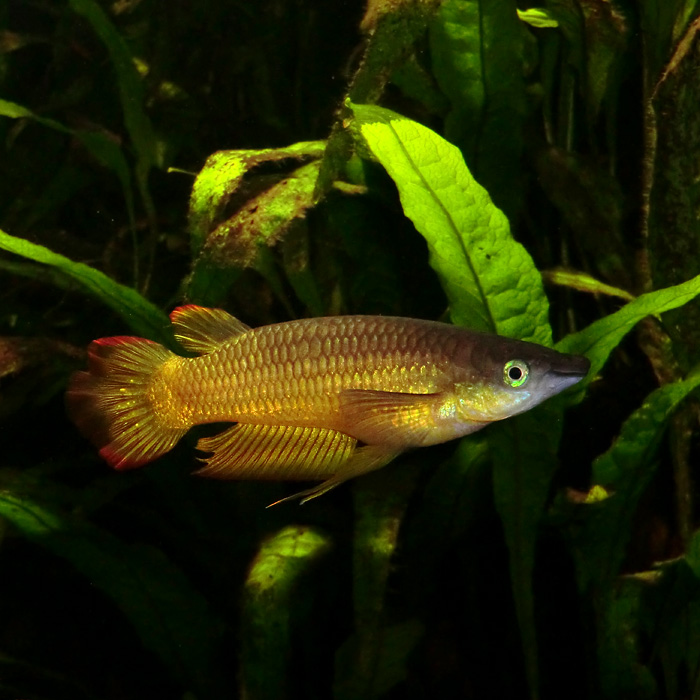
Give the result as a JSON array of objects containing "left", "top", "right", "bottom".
[{"left": 2, "top": 1, "right": 700, "bottom": 698}]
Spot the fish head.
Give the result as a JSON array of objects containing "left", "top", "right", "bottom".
[{"left": 450, "top": 334, "right": 590, "bottom": 423}]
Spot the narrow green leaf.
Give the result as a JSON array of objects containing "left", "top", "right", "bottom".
[
  {"left": 0, "top": 228, "right": 172, "bottom": 344},
  {"left": 542, "top": 267, "right": 634, "bottom": 301},
  {"left": 67, "top": 0, "right": 157, "bottom": 172},
  {"left": 578, "top": 0, "right": 627, "bottom": 121},
  {"left": 686, "top": 528, "right": 700, "bottom": 579},
  {"left": 430, "top": 0, "right": 526, "bottom": 217},
  {"left": 348, "top": 102, "right": 551, "bottom": 345},
  {"left": 403, "top": 438, "right": 491, "bottom": 604},
  {"left": 348, "top": 0, "right": 444, "bottom": 105},
  {"left": 337, "top": 461, "right": 420, "bottom": 700},
  {"left": 0, "top": 485, "right": 224, "bottom": 696},
  {"left": 0, "top": 98, "right": 136, "bottom": 231},
  {"left": 557, "top": 273, "right": 700, "bottom": 391},
  {"left": 518, "top": 7, "right": 559, "bottom": 28},
  {"left": 334, "top": 620, "right": 424, "bottom": 700},
  {"left": 240, "top": 525, "right": 331, "bottom": 700},
  {"left": 596, "top": 578, "right": 658, "bottom": 699},
  {"left": 280, "top": 223, "right": 325, "bottom": 316}
]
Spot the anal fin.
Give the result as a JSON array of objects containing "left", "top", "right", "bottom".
[
  {"left": 195, "top": 423, "right": 356, "bottom": 480},
  {"left": 268, "top": 444, "right": 402, "bottom": 507}
]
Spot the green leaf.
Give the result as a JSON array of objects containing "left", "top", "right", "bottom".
[
  {"left": 557, "top": 273, "right": 700, "bottom": 394},
  {"left": 188, "top": 141, "right": 326, "bottom": 258},
  {"left": 334, "top": 620, "right": 424, "bottom": 700},
  {"left": 348, "top": 102, "right": 557, "bottom": 698},
  {"left": 348, "top": 102, "right": 551, "bottom": 345},
  {"left": 185, "top": 143, "right": 325, "bottom": 306},
  {"left": 67, "top": 0, "right": 157, "bottom": 173},
  {"left": 67, "top": 0, "right": 159, "bottom": 280},
  {"left": 335, "top": 461, "right": 420, "bottom": 700},
  {"left": 574, "top": 367, "right": 700, "bottom": 593},
  {"left": 348, "top": 0, "right": 444, "bottom": 105},
  {"left": 518, "top": 7, "right": 559, "bottom": 28},
  {"left": 0, "top": 228, "right": 172, "bottom": 345},
  {"left": 429, "top": 0, "right": 526, "bottom": 217},
  {"left": 542, "top": 267, "right": 634, "bottom": 301},
  {"left": 240, "top": 525, "right": 332, "bottom": 699},
  {"left": 0, "top": 483, "right": 224, "bottom": 696},
  {"left": 0, "top": 98, "right": 136, "bottom": 233}
]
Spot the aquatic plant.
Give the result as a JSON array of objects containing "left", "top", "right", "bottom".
[{"left": 1, "top": 1, "right": 700, "bottom": 698}]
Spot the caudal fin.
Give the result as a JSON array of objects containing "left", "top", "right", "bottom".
[{"left": 66, "top": 337, "right": 188, "bottom": 470}]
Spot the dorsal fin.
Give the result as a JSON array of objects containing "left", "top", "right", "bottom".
[{"left": 170, "top": 305, "right": 251, "bottom": 354}]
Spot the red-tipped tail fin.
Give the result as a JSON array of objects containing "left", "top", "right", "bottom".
[{"left": 66, "top": 337, "right": 188, "bottom": 470}]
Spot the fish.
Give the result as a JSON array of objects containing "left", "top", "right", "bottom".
[{"left": 66, "top": 306, "right": 590, "bottom": 504}]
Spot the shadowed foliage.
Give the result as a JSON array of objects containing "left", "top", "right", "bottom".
[{"left": 2, "top": 1, "right": 700, "bottom": 699}]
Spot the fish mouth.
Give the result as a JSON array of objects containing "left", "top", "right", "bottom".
[
  {"left": 546, "top": 354, "right": 590, "bottom": 393},
  {"left": 551, "top": 354, "right": 591, "bottom": 379}
]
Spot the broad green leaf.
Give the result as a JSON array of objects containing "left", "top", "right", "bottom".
[
  {"left": 349, "top": 102, "right": 551, "bottom": 345},
  {"left": 430, "top": 0, "right": 526, "bottom": 217},
  {"left": 0, "top": 484, "right": 224, "bottom": 696},
  {"left": 240, "top": 525, "right": 331, "bottom": 699},
  {"left": 349, "top": 102, "right": 553, "bottom": 698},
  {"left": 574, "top": 367, "right": 700, "bottom": 593},
  {"left": 0, "top": 228, "right": 172, "bottom": 345},
  {"left": 337, "top": 460, "right": 420, "bottom": 700},
  {"left": 557, "top": 273, "right": 700, "bottom": 391},
  {"left": 595, "top": 577, "right": 658, "bottom": 699}
]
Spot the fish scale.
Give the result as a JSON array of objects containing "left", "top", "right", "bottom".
[
  {"left": 176, "top": 317, "right": 451, "bottom": 428},
  {"left": 66, "top": 306, "right": 590, "bottom": 503}
]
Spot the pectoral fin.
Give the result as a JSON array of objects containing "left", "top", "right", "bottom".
[
  {"left": 195, "top": 423, "right": 356, "bottom": 479},
  {"left": 268, "top": 443, "right": 402, "bottom": 506},
  {"left": 339, "top": 389, "right": 442, "bottom": 447}
]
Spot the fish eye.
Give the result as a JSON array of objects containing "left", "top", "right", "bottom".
[{"left": 504, "top": 360, "right": 529, "bottom": 388}]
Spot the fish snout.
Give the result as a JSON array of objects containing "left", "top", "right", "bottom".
[{"left": 545, "top": 353, "right": 590, "bottom": 393}]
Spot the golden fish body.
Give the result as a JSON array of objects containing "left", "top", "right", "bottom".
[{"left": 67, "top": 306, "right": 590, "bottom": 503}]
